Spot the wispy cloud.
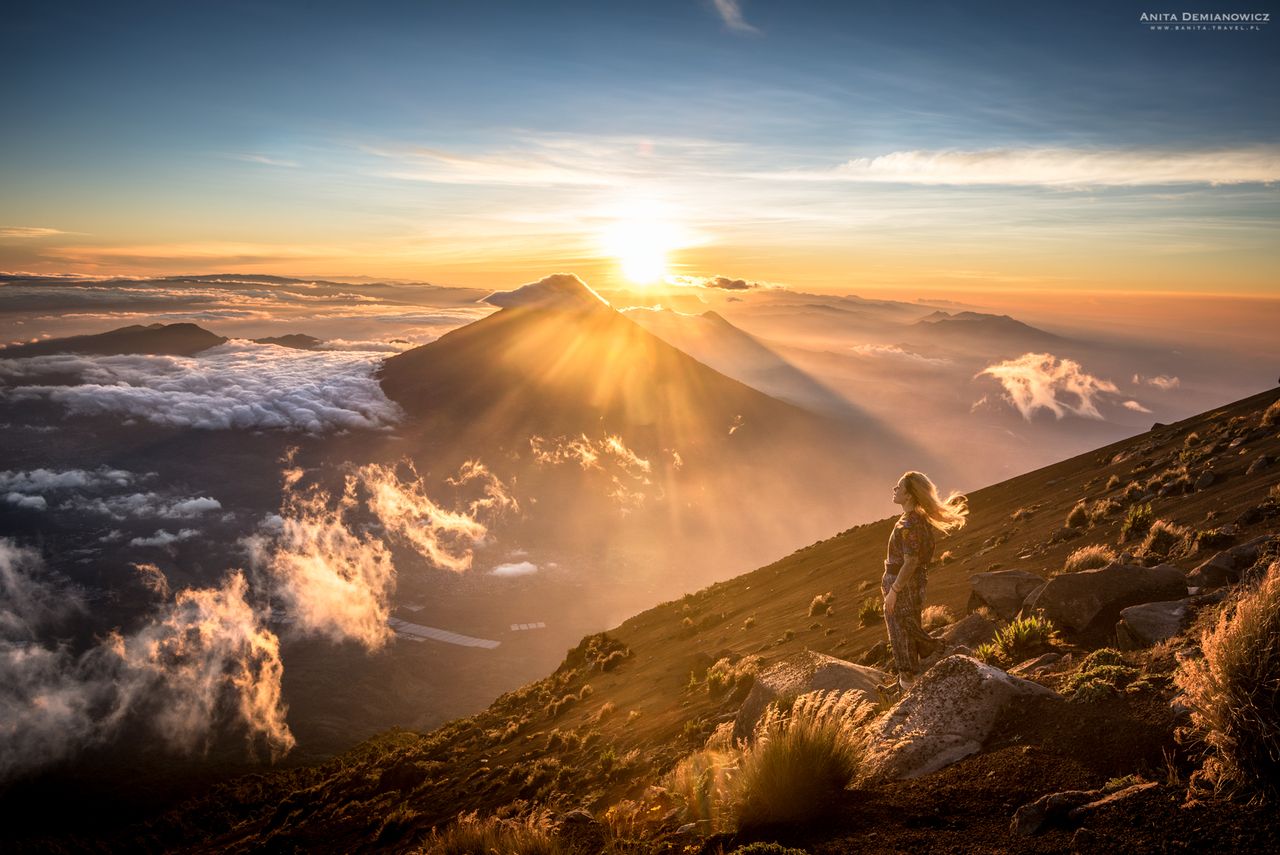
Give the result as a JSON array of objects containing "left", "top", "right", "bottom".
[
  {"left": 758, "top": 147, "right": 1280, "bottom": 187},
  {"left": 1133, "top": 373, "right": 1180, "bottom": 390},
  {"left": 712, "top": 0, "right": 759, "bottom": 34},
  {"left": 229, "top": 153, "right": 300, "bottom": 168},
  {"left": 0, "top": 227, "right": 70, "bottom": 239}
]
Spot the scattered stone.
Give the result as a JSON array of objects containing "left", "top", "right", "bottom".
[
  {"left": 561, "top": 809, "right": 598, "bottom": 825},
  {"left": 1068, "top": 781, "right": 1159, "bottom": 819},
  {"left": 1187, "top": 534, "right": 1276, "bottom": 588},
  {"left": 1010, "top": 789, "right": 1095, "bottom": 836},
  {"left": 1024, "top": 562, "right": 1187, "bottom": 633},
  {"left": 1247, "top": 455, "right": 1271, "bottom": 475},
  {"left": 1116, "top": 599, "right": 1192, "bottom": 650},
  {"left": 1049, "top": 526, "right": 1084, "bottom": 544},
  {"left": 968, "top": 570, "right": 1046, "bottom": 620},
  {"left": 1009, "top": 652, "right": 1064, "bottom": 677},
  {"left": 862, "top": 655, "right": 1056, "bottom": 783},
  {"left": 733, "top": 650, "right": 883, "bottom": 741},
  {"left": 940, "top": 613, "right": 997, "bottom": 648},
  {"left": 1070, "top": 828, "right": 1098, "bottom": 852},
  {"left": 859, "top": 640, "right": 888, "bottom": 666},
  {"left": 1194, "top": 471, "right": 1216, "bottom": 491}
]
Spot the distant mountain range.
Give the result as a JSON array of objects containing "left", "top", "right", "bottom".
[{"left": 0, "top": 322, "right": 226, "bottom": 357}]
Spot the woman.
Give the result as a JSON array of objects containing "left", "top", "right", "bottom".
[{"left": 882, "top": 471, "right": 967, "bottom": 691}]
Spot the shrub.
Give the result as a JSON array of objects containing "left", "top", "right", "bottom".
[
  {"left": 734, "top": 691, "right": 871, "bottom": 830},
  {"left": 1184, "top": 431, "right": 1201, "bottom": 448},
  {"left": 706, "top": 656, "right": 759, "bottom": 700},
  {"left": 1106, "top": 474, "right": 1122, "bottom": 490},
  {"left": 743, "top": 615, "right": 756, "bottom": 630},
  {"left": 1067, "top": 648, "right": 1139, "bottom": 702},
  {"left": 1088, "top": 498, "right": 1121, "bottom": 522},
  {"left": 1122, "top": 481, "right": 1144, "bottom": 502},
  {"left": 1262, "top": 400, "right": 1280, "bottom": 428},
  {"left": 1138, "top": 519, "right": 1192, "bottom": 562},
  {"left": 729, "top": 844, "right": 810, "bottom": 855},
  {"left": 1063, "top": 544, "right": 1118, "bottom": 574},
  {"left": 974, "top": 641, "right": 1002, "bottom": 665},
  {"left": 600, "top": 649, "right": 628, "bottom": 672},
  {"left": 809, "top": 592, "right": 834, "bottom": 617},
  {"left": 858, "top": 597, "right": 883, "bottom": 627},
  {"left": 578, "top": 683, "right": 594, "bottom": 700},
  {"left": 938, "top": 549, "right": 955, "bottom": 565},
  {"left": 921, "top": 604, "right": 954, "bottom": 631},
  {"left": 424, "top": 809, "right": 563, "bottom": 855},
  {"left": 1175, "top": 560, "right": 1280, "bottom": 801},
  {"left": 594, "top": 701, "right": 617, "bottom": 722},
  {"left": 1195, "top": 527, "right": 1237, "bottom": 552},
  {"left": 1066, "top": 501, "right": 1089, "bottom": 529},
  {"left": 1119, "top": 502, "right": 1154, "bottom": 543},
  {"left": 992, "top": 614, "right": 1056, "bottom": 664}
]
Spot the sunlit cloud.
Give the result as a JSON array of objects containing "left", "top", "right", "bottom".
[
  {"left": 712, "top": 0, "right": 760, "bottom": 34},
  {"left": 664, "top": 274, "right": 775, "bottom": 290},
  {"left": 491, "top": 561, "right": 537, "bottom": 577},
  {"left": 1133, "top": 373, "right": 1180, "bottom": 390},
  {"left": 759, "top": 147, "right": 1280, "bottom": 187},
  {"left": 1123, "top": 400, "right": 1153, "bottom": 413},
  {"left": 977, "top": 352, "right": 1119, "bottom": 420},
  {"left": 852, "top": 343, "right": 952, "bottom": 366},
  {"left": 530, "top": 433, "right": 655, "bottom": 509}
]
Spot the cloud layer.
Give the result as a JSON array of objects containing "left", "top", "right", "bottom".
[
  {"left": 977, "top": 352, "right": 1119, "bottom": 420},
  {"left": 1, "top": 343, "right": 403, "bottom": 433}
]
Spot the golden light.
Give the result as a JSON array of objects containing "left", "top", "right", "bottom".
[{"left": 601, "top": 205, "right": 683, "bottom": 286}]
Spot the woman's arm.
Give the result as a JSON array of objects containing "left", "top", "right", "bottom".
[{"left": 884, "top": 554, "right": 918, "bottom": 612}]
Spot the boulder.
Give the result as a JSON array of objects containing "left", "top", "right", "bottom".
[
  {"left": 1187, "top": 534, "right": 1276, "bottom": 588},
  {"left": 733, "top": 650, "right": 884, "bottom": 741},
  {"left": 1247, "top": 455, "right": 1271, "bottom": 475},
  {"left": 940, "top": 612, "right": 997, "bottom": 649},
  {"left": 967, "top": 570, "right": 1046, "bottom": 620},
  {"left": 1009, "top": 652, "right": 1065, "bottom": 677},
  {"left": 1023, "top": 562, "right": 1187, "bottom": 633},
  {"left": 861, "top": 655, "right": 1056, "bottom": 783},
  {"left": 1116, "top": 599, "right": 1191, "bottom": 650},
  {"left": 1011, "top": 782, "right": 1157, "bottom": 836},
  {"left": 1195, "top": 471, "right": 1216, "bottom": 491}
]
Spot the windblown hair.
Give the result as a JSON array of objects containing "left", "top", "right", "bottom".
[{"left": 901, "top": 470, "right": 968, "bottom": 534}]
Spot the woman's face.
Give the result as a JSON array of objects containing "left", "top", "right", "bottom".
[{"left": 892, "top": 479, "right": 907, "bottom": 505}]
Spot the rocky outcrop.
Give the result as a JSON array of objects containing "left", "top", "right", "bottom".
[
  {"left": 1116, "top": 599, "right": 1191, "bottom": 650},
  {"left": 939, "top": 613, "right": 997, "bottom": 649},
  {"left": 1011, "top": 782, "right": 1158, "bottom": 836},
  {"left": 733, "top": 651, "right": 884, "bottom": 740},
  {"left": 861, "top": 655, "right": 1056, "bottom": 783},
  {"left": 1023, "top": 563, "right": 1187, "bottom": 633},
  {"left": 1187, "top": 534, "right": 1276, "bottom": 589},
  {"left": 967, "top": 570, "right": 1045, "bottom": 620}
]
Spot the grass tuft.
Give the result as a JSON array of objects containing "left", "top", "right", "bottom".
[{"left": 1062, "top": 544, "right": 1118, "bottom": 574}]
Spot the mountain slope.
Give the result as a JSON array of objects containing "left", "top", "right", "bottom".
[
  {"left": 0, "top": 322, "right": 227, "bottom": 357},
  {"left": 30, "top": 384, "right": 1280, "bottom": 853}
]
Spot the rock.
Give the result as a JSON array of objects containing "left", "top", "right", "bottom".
[
  {"left": 1011, "top": 789, "right": 1095, "bottom": 836},
  {"left": 1187, "top": 535, "right": 1276, "bottom": 588},
  {"left": 1247, "top": 456, "right": 1271, "bottom": 475},
  {"left": 1049, "top": 526, "right": 1084, "bottom": 544},
  {"left": 940, "top": 613, "right": 997, "bottom": 648},
  {"left": 1116, "top": 599, "right": 1191, "bottom": 650},
  {"left": 560, "top": 809, "right": 598, "bottom": 825},
  {"left": 1195, "top": 471, "right": 1216, "bottom": 491},
  {"left": 1024, "top": 562, "right": 1187, "bottom": 633},
  {"left": 968, "top": 570, "right": 1046, "bottom": 620},
  {"left": 862, "top": 655, "right": 1056, "bottom": 783},
  {"left": 1070, "top": 828, "right": 1098, "bottom": 852},
  {"left": 1068, "top": 781, "right": 1159, "bottom": 819},
  {"left": 1009, "top": 652, "right": 1064, "bottom": 677},
  {"left": 859, "top": 640, "right": 888, "bottom": 666},
  {"left": 733, "top": 650, "right": 884, "bottom": 740}
]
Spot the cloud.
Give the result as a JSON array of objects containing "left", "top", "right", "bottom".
[
  {"left": 530, "top": 433, "right": 655, "bottom": 509},
  {"left": 0, "top": 227, "right": 68, "bottom": 239},
  {"left": 0, "top": 467, "right": 134, "bottom": 493},
  {"left": 712, "top": 0, "right": 760, "bottom": 34},
  {"left": 245, "top": 459, "right": 515, "bottom": 650},
  {"left": 0, "top": 539, "right": 292, "bottom": 781},
  {"left": 4, "top": 493, "right": 47, "bottom": 511},
  {"left": 60, "top": 493, "right": 222, "bottom": 520},
  {"left": 491, "top": 561, "right": 538, "bottom": 577},
  {"left": 482, "top": 273, "right": 611, "bottom": 310},
  {"left": 1133, "top": 373, "right": 1180, "bottom": 390},
  {"left": 762, "top": 147, "right": 1280, "bottom": 187},
  {"left": 129, "top": 528, "right": 200, "bottom": 548},
  {"left": 1123, "top": 400, "right": 1154, "bottom": 413},
  {"left": 977, "top": 352, "right": 1119, "bottom": 420},
  {"left": 664, "top": 274, "right": 773, "bottom": 291},
  {"left": 851, "top": 343, "right": 952, "bottom": 366},
  {"left": 229, "top": 153, "right": 300, "bottom": 168},
  {"left": 1, "top": 343, "right": 404, "bottom": 433}
]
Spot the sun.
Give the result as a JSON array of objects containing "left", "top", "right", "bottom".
[{"left": 601, "top": 208, "right": 681, "bottom": 286}]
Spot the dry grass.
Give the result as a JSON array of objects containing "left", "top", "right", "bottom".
[
  {"left": 921, "top": 604, "right": 954, "bottom": 631},
  {"left": 1062, "top": 544, "right": 1118, "bottom": 574},
  {"left": 1261, "top": 399, "right": 1280, "bottom": 428},
  {"left": 421, "top": 809, "right": 564, "bottom": 854},
  {"left": 809, "top": 591, "right": 834, "bottom": 617},
  {"left": 1137, "top": 519, "right": 1192, "bottom": 562},
  {"left": 1175, "top": 560, "right": 1280, "bottom": 802},
  {"left": 1066, "top": 501, "right": 1089, "bottom": 529},
  {"left": 858, "top": 597, "right": 883, "bottom": 627}
]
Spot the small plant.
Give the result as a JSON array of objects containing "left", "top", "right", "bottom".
[
  {"left": 1106, "top": 474, "right": 1121, "bottom": 490},
  {"left": 809, "top": 591, "right": 834, "bottom": 617},
  {"left": 626, "top": 710, "right": 641, "bottom": 724},
  {"left": 425, "top": 809, "right": 562, "bottom": 855},
  {"left": 1088, "top": 498, "right": 1121, "bottom": 522},
  {"left": 858, "top": 597, "right": 883, "bottom": 627},
  {"left": 974, "top": 641, "right": 1002, "bottom": 665},
  {"left": 1195, "top": 527, "right": 1237, "bottom": 551},
  {"left": 705, "top": 656, "right": 759, "bottom": 700},
  {"left": 578, "top": 683, "right": 594, "bottom": 699},
  {"left": 1062, "top": 544, "right": 1118, "bottom": 574},
  {"left": 743, "top": 615, "right": 756, "bottom": 630},
  {"left": 991, "top": 614, "right": 1056, "bottom": 664},
  {"left": 595, "top": 701, "right": 617, "bottom": 722},
  {"left": 600, "top": 649, "right": 628, "bottom": 672},
  {"left": 921, "top": 604, "right": 954, "bottom": 631},
  {"left": 1066, "top": 648, "right": 1139, "bottom": 702},
  {"left": 1066, "top": 501, "right": 1089, "bottom": 529},
  {"left": 1184, "top": 431, "right": 1201, "bottom": 448},
  {"left": 681, "top": 616, "right": 696, "bottom": 635},
  {"left": 1119, "top": 502, "right": 1154, "bottom": 543},
  {"left": 1175, "top": 559, "right": 1280, "bottom": 801},
  {"left": 938, "top": 549, "right": 955, "bottom": 565}
]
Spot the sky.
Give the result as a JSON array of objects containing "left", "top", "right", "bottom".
[{"left": 2, "top": 0, "right": 1278, "bottom": 295}]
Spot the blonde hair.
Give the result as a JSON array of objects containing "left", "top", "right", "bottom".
[{"left": 901, "top": 471, "right": 968, "bottom": 534}]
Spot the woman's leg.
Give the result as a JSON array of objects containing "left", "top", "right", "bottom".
[{"left": 883, "top": 574, "right": 919, "bottom": 676}]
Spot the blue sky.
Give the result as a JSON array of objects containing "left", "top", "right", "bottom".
[{"left": 2, "top": 1, "right": 1277, "bottom": 292}]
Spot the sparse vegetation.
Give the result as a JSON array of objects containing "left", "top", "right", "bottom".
[
  {"left": 1066, "top": 501, "right": 1089, "bottom": 529},
  {"left": 743, "top": 615, "right": 756, "bottom": 630},
  {"left": 1066, "top": 649, "right": 1139, "bottom": 702},
  {"left": 1106, "top": 474, "right": 1121, "bottom": 490},
  {"left": 1175, "top": 559, "right": 1280, "bottom": 801},
  {"left": 1120, "top": 502, "right": 1154, "bottom": 543},
  {"left": 706, "top": 656, "right": 759, "bottom": 700},
  {"left": 1262, "top": 399, "right": 1280, "bottom": 428},
  {"left": 422, "top": 809, "right": 563, "bottom": 855},
  {"left": 1062, "top": 544, "right": 1118, "bottom": 574},
  {"left": 858, "top": 597, "right": 883, "bottom": 627},
  {"left": 1195, "top": 527, "right": 1237, "bottom": 552}
]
